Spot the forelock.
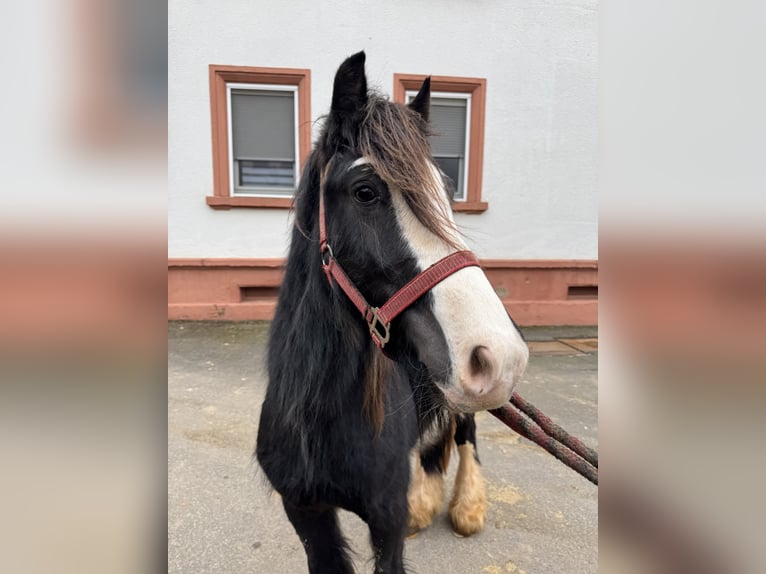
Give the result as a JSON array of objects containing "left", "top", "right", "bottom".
[{"left": 356, "top": 94, "right": 461, "bottom": 249}]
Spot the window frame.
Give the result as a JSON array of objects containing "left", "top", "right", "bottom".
[
  {"left": 394, "top": 74, "right": 488, "bottom": 213},
  {"left": 207, "top": 65, "right": 311, "bottom": 209}
]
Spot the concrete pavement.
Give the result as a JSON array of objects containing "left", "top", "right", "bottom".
[{"left": 168, "top": 322, "right": 597, "bottom": 573}]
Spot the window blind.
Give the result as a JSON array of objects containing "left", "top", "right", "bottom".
[
  {"left": 231, "top": 89, "right": 295, "bottom": 160},
  {"left": 430, "top": 97, "right": 468, "bottom": 199},
  {"left": 430, "top": 98, "right": 467, "bottom": 156}
]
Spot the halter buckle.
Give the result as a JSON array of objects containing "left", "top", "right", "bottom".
[{"left": 367, "top": 307, "right": 391, "bottom": 349}]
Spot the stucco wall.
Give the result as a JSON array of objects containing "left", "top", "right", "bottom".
[{"left": 169, "top": 0, "right": 597, "bottom": 259}]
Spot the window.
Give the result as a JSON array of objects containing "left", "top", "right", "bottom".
[
  {"left": 207, "top": 66, "right": 311, "bottom": 209},
  {"left": 394, "top": 75, "right": 488, "bottom": 212},
  {"left": 406, "top": 93, "right": 470, "bottom": 201},
  {"left": 230, "top": 86, "right": 298, "bottom": 194}
]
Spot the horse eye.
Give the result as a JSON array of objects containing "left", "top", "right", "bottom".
[{"left": 354, "top": 186, "right": 378, "bottom": 205}]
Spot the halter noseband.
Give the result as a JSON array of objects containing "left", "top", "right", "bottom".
[{"left": 318, "top": 178, "right": 480, "bottom": 350}]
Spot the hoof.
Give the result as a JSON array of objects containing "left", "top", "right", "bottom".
[{"left": 448, "top": 494, "right": 486, "bottom": 536}]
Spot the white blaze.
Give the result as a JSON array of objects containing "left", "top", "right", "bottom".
[
  {"left": 347, "top": 157, "right": 370, "bottom": 171},
  {"left": 390, "top": 167, "right": 528, "bottom": 411}
]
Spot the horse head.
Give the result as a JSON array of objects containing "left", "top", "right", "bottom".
[{"left": 312, "top": 51, "right": 528, "bottom": 413}]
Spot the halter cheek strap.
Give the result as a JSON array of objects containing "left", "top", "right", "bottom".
[{"left": 319, "top": 187, "right": 480, "bottom": 349}]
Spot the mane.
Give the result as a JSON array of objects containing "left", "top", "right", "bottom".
[
  {"left": 357, "top": 93, "right": 462, "bottom": 250},
  {"left": 273, "top": 91, "right": 460, "bottom": 437}
]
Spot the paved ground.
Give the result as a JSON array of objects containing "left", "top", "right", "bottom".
[{"left": 168, "top": 322, "right": 598, "bottom": 574}]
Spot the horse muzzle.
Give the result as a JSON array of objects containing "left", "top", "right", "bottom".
[{"left": 442, "top": 343, "right": 529, "bottom": 412}]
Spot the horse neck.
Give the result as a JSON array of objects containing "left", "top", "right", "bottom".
[{"left": 267, "top": 209, "right": 369, "bottom": 421}]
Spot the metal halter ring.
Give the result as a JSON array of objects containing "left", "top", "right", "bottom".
[{"left": 320, "top": 243, "right": 335, "bottom": 267}]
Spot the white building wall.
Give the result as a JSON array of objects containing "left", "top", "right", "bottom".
[{"left": 169, "top": 0, "right": 597, "bottom": 260}]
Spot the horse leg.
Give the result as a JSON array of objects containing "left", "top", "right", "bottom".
[
  {"left": 282, "top": 500, "right": 354, "bottom": 574},
  {"left": 448, "top": 413, "right": 487, "bottom": 536},
  {"left": 406, "top": 422, "right": 453, "bottom": 532},
  {"left": 367, "top": 492, "right": 409, "bottom": 574}
]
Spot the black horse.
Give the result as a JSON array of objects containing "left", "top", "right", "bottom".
[{"left": 256, "top": 52, "right": 528, "bottom": 574}]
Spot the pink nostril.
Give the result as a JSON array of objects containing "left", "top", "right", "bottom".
[
  {"left": 469, "top": 346, "right": 495, "bottom": 381},
  {"left": 453, "top": 345, "right": 517, "bottom": 408}
]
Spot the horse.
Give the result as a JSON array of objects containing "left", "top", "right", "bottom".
[{"left": 256, "top": 51, "right": 529, "bottom": 574}]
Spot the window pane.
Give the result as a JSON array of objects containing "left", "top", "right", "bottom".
[
  {"left": 434, "top": 156, "right": 464, "bottom": 200},
  {"left": 231, "top": 89, "right": 295, "bottom": 162},
  {"left": 430, "top": 98, "right": 467, "bottom": 156},
  {"left": 237, "top": 159, "right": 294, "bottom": 190}
]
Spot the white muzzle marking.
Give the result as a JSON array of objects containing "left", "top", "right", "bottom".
[{"left": 390, "top": 169, "right": 529, "bottom": 412}]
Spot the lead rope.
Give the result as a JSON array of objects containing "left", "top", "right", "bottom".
[{"left": 489, "top": 392, "right": 598, "bottom": 485}]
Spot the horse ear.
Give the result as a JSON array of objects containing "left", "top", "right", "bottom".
[
  {"left": 408, "top": 77, "right": 431, "bottom": 122},
  {"left": 327, "top": 51, "right": 368, "bottom": 151},
  {"left": 330, "top": 51, "right": 368, "bottom": 119}
]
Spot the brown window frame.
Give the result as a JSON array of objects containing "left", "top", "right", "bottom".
[
  {"left": 207, "top": 65, "right": 311, "bottom": 209},
  {"left": 393, "top": 74, "right": 488, "bottom": 213}
]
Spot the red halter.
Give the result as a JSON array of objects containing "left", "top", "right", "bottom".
[{"left": 319, "top": 188, "right": 480, "bottom": 349}]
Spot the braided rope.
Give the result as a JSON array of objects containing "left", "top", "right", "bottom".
[
  {"left": 489, "top": 398, "right": 598, "bottom": 485},
  {"left": 510, "top": 392, "right": 598, "bottom": 468}
]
